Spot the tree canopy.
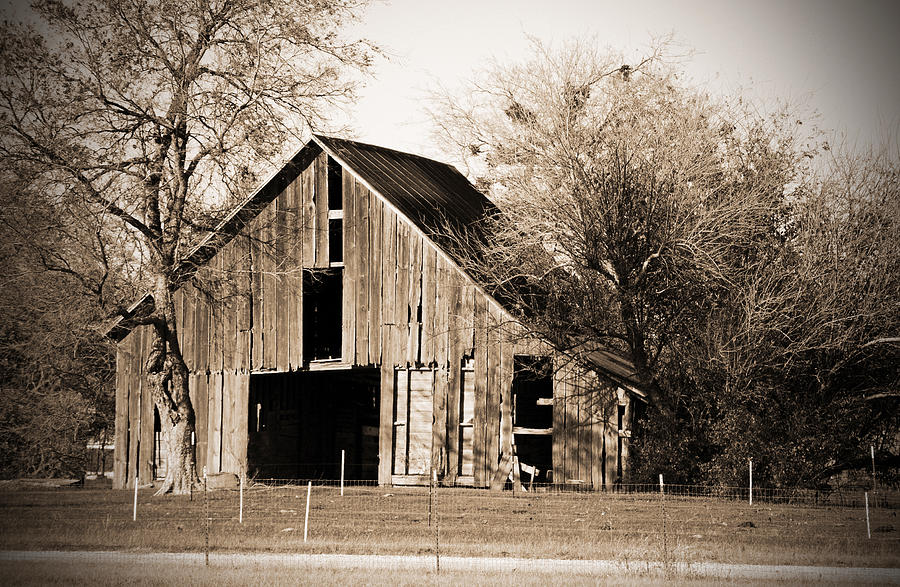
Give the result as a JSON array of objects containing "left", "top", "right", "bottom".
[{"left": 431, "top": 38, "right": 899, "bottom": 487}]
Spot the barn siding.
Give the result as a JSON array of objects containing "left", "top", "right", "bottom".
[{"left": 114, "top": 147, "right": 633, "bottom": 489}]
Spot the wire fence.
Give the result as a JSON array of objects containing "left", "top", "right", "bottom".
[{"left": 2, "top": 473, "right": 898, "bottom": 576}]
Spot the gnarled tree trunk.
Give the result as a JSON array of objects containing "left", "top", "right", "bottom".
[{"left": 146, "top": 276, "right": 198, "bottom": 495}]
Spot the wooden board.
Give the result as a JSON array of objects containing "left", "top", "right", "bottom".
[
  {"left": 394, "top": 222, "right": 409, "bottom": 366},
  {"left": 380, "top": 206, "right": 397, "bottom": 367},
  {"left": 262, "top": 202, "right": 277, "bottom": 369},
  {"left": 444, "top": 271, "right": 462, "bottom": 485},
  {"left": 275, "top": 187, "right": 290, "bottom": 371},
  {"left": 407, "top": 369, "right": 434, "bottom": 475},
  {"left": 355, "top": 179, "right": 369, "bottom": 365},
  {"left": 421, "top": 243, "right": 436, "bottom": 366},
  {"left": 190, "top": 372, "right": 209, "bottom": 475},
  {"left": 341, "top": 169, "right": 356, "bottom": 363},
  {"left": 433, "top": 366, "right": 448, "bottom": 476},
  {"left": 368, "top": 194, "right": 382, "bottom": 364},
  {"left": 315, "top": 153, "right": 329, "bottom": 267},
  {"left": 392, "top": 369, "right": 408, "bottom": 475},
  {"left": 552, "top": 357, "right": 566, "bottom": 484},
  {"left": 113, "top": 345, "right": 129, "bottom": 489},
  {"left": 378, "top": 363, "right": 394, "bottom": 485},
  {"left": 485, "top": 306, "right": 501, "bottom": 480},
  {"left": 459, "top": 368, "right": 475, "bottom": 477},
  {"left": 473, "top": 296, "right": 488, "bottom": 487},
  {"left": 407, "top": 234, "right": 422, "bottom": 366},
  {"left": 207, "top": 372, "right": 222, "bottom": 474}
]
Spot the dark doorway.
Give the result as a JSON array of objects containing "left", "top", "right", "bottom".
[
  {"left": 512, "top": 356, "right": 553, "bottom": 483},
  {"left": 247, "top": 368, "right": 380, "bottom": 480},
  {"left": 303, "top": 269, "right": 342, "bottom": 362}
]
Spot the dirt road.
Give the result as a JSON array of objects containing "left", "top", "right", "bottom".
[{"left": 2, "top": 550, "right": 898, "bottom": 583}]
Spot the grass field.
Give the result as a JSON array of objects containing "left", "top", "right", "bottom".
[{"left": 1, "top": 482, "right": 897, "bottom": 573}]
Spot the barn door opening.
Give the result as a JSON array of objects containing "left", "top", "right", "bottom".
[
  {"left": 247, "top": 368, "right": 379, "bottom": 480},
  {"left": 512, "top": 356, "right": 553, "bottom": 483}
]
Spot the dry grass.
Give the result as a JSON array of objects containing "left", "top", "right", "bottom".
[{"left": 0, "top": 483, "right": 897, "bottom": 570}]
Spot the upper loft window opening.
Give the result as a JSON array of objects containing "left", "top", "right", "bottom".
[
  {"left": 327, "top": 156, "right": 343, "bottom": 211},
  {"left": 512, "top": 356, "right": 553, "bottom": 429},
  {"left": 328, "top": 218, "right": 343, "bottom": 264},
  {"left": 303, "top": 268, "right": 342, "bottom": 363}
]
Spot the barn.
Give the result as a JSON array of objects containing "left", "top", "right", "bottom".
[{"left": 109, "top": 135, "right": 643, "bottom": 490}]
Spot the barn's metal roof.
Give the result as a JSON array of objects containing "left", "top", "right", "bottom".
[{"left": 313, "top": 135, "right": 496, "bottom": 236}]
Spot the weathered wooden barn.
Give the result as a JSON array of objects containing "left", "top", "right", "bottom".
[{"left": 110, "top": 136, "right": 642, "bottom": 490}]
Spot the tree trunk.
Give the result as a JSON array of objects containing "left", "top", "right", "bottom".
[{"left": 146, "top": 274, "right": 198, "bottom": 495}]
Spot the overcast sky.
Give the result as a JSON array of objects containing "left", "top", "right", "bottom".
[{"left": 345, "top": 0, "right": 900, "bottom": 162}]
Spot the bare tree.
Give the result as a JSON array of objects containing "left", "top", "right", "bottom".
[
  {"left": 430, "top": 37, "right": 809, "bottom": 414},
  {"left": 0, "top": 0, "right": 375, "bottom": 494}
]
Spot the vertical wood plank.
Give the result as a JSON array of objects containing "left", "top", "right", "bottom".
[
  {"left": 342, "top": 170, "right": 356, "bottom": 363},
  {"left": 485, "top": 306, "right": 501, "bottom": 480},
  {"left": 552, "top": 357, "right": 566, "bottom": 485},
  {"left": 434, "top": 260, "right": 450, "bottom": 371},
  {"left": 395, "top": 222, "right": 409, "bottom": 366},
  {"left": 139, "top": 329, "right": 153, "bottom": 483},
  {"left": 210, "top": 253, "right": 223, "bottom": 373},
  {"left": 433, "top": 366, "right": 447, "bottom": 477},
  {"left": 195, "top": 284, "right": 209, "bottom": 373},
  {"left": 174, "top": 289, "right": 184, "bottom": 357},
  {"left": 233, "top": 372, "right": 250, "bottom": 475},
  {"left": 207, "top": 371, "right": 222, "bottom": 474},
  {"left": 381, "top": 207, "right": 397, "bottom": 368},
  {"left": 249, "top": 217, "right": 263, "bottom": 370},
  {"left": 182, "top": 286, "right": 196, "bottom": 373},
  {"left": 127, "top": 328, "right": 142, "bottom": 488},
  {"left": 444, "top": 272, "right": 462, "bottom": 485},
  {"left": 262, "top": 203, "right": 277, "bottom": 369},
  {"left": 237, "top": 234, "right": 251, "bottom": 372},
  {"left": 565, "top": 368, "right": 579, "bottom": 482},
  {"left": 473, "top": 295, "right": 488, "bottom": 487},
  {"left": 591, "top": 387, "right": 603, "bottom": 489},
  {"left": 406, "top": 234, "right": 422, "bottom": 366},
  {"left": 315, "top": 153, "right": 329, "bottom": 267},
  {"left": 113, "top": 345, "right": 129, "bottom": 488},
  {"left": 421, "top": 244, "right": 436, "bottom": 366},
  {"left": 378, "top": 362, "right": 394, "bottom": 485},
  {"left": 355, "top": 180, "right": 369, "bottom": 365},
  {"left": 499, "top": 320, "right": 514, "bottom": 459},
  {"left": 301, "top": 161, "right": 316, "bottom": 267},
  {"left": 275, "top": 187, "right": 290, "bottom": 372},
  {"left": 369, "top": 194, "right": 382, "bottom": 364},
  {"left": 191, "top": 372, "right": 208, "bottom": 475},
  {"left": 621, "top": 392, "right": 633, "bottom": 483},
  {"left": 392, "top": 369, "right": 409, "bottom": 474},
  {"left": 287, "top": 178, "right": 303, "bottom": 370}
]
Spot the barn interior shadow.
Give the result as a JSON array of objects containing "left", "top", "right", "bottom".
[{"left": 247, "top": 369, "right": 380, "bottom": 480}]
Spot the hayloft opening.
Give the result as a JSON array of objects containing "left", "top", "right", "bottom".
[
  {"left": 247, "top": 369, "right": 380, "bottom": 480},
  {"left": 512, "top": 356, "right": 553, "bottom": 483},
  {"left": 303, "top": 268, "right": 342, "bottom": 362}
]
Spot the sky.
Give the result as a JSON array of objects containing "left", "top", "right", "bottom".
[{"left": 345, "top": 0, "right": 900, "bottom": 162}]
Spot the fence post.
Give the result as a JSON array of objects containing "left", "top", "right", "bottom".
[
  {"left": 304, "top": 481, "right": 311, "bottom": 542},
  {"left": 865, "top": 492, "right": 871, "bottom": 539},
  {"left": 871, "top": 445, "right": 877, "bottom": 504},
  {"left": 433, "top": 468, "right": 440, "bottom": 574},
  {"left": 749, "top": 459, "right": 753, "bottom": 506},
  {"left": 659, "top": 474, "right": 668, "bottom": 574},
  {"left": 132, "top": 473, "right": 138, "bottom": 522},
  {"left": 203, "top": 467, "right": 209, "bottom": 567}
]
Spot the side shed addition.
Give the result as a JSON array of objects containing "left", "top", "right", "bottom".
[{"left": 111, "top": 135, "right": 642, "bottom": 489}]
